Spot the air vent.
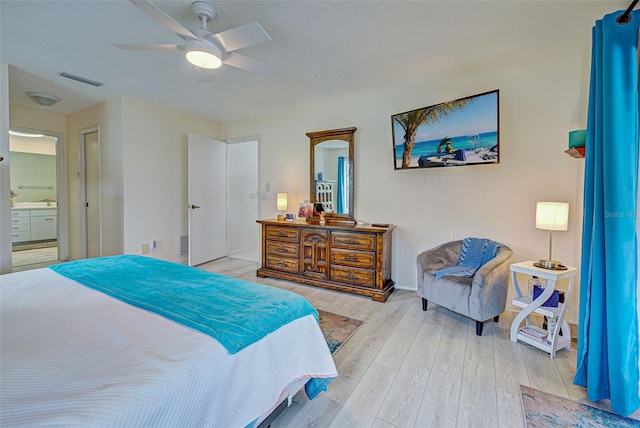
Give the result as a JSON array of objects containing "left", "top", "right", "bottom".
[
  {"left": 179, "top": 235, "right": 189, "bottom": 257},
  {"left": 58, "top": 71, "right": 103, "bottom": 87}
]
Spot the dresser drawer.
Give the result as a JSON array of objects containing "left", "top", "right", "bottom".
[
  {"left": 331, "top": 232, "right": 375, "bottom": 251},
  {"left": 265, "top": 225, "right": 300, "bottom": 243},
  {"left": 266, "top": 255, "right": 300, "bottom": 274},
  {"left": 331, "top": 266, "right": 375, "bottom": 287},
  {"left": 331, "top": 248, "right": 375, "bottom": 269},
  {"left": 266, "top": 241, "right": 299, "bottom": 258},
  {"left": 303, "top": 229, "right": 328, "bottom": 244}
]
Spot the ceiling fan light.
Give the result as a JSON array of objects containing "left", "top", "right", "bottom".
[{"left": 186, "top": 50, "right": 222, "bottom": 69}]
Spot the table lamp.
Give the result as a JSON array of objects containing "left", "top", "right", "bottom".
[
  {"left": 535, "top": 202, "right": 569, "bottom": 269},
  {"left": 276, "top": 193, "right": 287, "bottom": 221}
]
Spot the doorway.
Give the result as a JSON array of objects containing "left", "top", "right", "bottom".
[
  {"left": 9, "top": 130, "right": 59, "bottom": 269},
  {"left": 227, "top": 138, "right": 259, "bottom": 262},
  {"left": 80, "top": 128, "right": 102, "bottom": 259}
]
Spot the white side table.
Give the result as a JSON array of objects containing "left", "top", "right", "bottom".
[{"left": 509, "top": 261, "right": 579, "bottom": 358}]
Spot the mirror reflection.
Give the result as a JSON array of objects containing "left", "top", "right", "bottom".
[
  {"left": 314, "top": 140, "right": 350, "bottom": 214},
  {"left": 307, "top": 127, "right": 356, "bottom": 221}
]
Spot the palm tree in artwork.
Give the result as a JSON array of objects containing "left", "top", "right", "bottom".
[{"left": 394, "top": 99, "right": 474, "bottom": 168}]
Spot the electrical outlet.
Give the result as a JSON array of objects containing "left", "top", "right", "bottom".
[
  {"left": 450, "top": 233, "right": 455, "bottom": 241},
  {"left": 141, "top": 243, "right": 150, "bottom": 254}
]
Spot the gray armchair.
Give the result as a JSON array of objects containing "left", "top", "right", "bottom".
[{"left": 416, "top": 240, "right": 513, "bottom": 336}]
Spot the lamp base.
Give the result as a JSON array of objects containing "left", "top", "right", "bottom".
[
  {"left": 537, "top": 259, "right": 565, "bottom": 270},
  {"left": 277, "top": 215, "right": 286, "bottom": 221}
]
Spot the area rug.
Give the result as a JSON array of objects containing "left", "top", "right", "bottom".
[
  {"left": 520, "top": 385, "right": 640, "bottom": 427},
  {"left": 317, "top": 309, "right": 363, "bottom": 355}
]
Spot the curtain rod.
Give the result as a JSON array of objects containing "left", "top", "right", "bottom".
[{"left": 617, "top": 0, "right": 639, "bottom": 24}]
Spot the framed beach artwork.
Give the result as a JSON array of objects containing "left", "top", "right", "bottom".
[{"left": 391, "top": 90, "right": 499, "bottom": 169}]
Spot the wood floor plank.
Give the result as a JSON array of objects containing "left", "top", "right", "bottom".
[
  {"left": 374, "top": 298, "right": 427, "bottom": 370},
  {"left": 291, "top": 332, "right": 388, "bottom": 426},
  {"left": 432, "top": 308, "right": 470, "bottom": 369},
  {"left": 493, "top": 324, "right": 528, "bottom": 428},
  {"left": 415, "top": 361, "right": 463, "bottom": 427},
  {"left": 521, "top": 345, "right": 569, "bottom": 398},
  {"left": 330, "top": 363, "right": 397, "bottom": 428},
  {"left": 377, "top": 321, "right": 444, "bottom": 427},
  {"left": 372, "top": 418, "right": 401, "bottom": 428},
  {"left": 457, "top": 321, "right": 498, "bottom": 428},
  {"left": 554, "top": 349, "right": 585, "bottom": 401}
]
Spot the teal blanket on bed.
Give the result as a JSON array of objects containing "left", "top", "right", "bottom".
[{"left": 50, "top": 255, "right": 318, "bottom": 354}]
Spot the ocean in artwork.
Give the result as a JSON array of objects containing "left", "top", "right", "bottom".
[{"left": 394, "top": 131, "right": 498, "bottom": 167}]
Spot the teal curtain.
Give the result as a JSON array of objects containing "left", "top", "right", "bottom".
[
  {"left": 574, "top": 9, "right": 640, "bottom": 417},
  {"left": 336, "top": 156, "right": 345, "bottom": 213}
]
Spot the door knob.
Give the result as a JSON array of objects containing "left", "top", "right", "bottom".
[{"left": 190, "top": 204, "right": 201, "bottom": 209}]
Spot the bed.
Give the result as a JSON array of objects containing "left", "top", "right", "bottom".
[{"left": 0, "top": 255, "right": 338, "bottom": 427}]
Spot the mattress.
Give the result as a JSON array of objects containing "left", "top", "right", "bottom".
[{"left": 0, "top": 267, "right": 338, "bottom": 427}]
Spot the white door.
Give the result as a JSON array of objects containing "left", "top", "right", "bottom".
[
  {"left": 227, "top": 139, "right": 259, "bottom": 262},
  {"left": 81, "top": 129, "right": 101, "bottom": 259},
  {"left": 188, "top": 134, "right": 227, "bottom": 266}
]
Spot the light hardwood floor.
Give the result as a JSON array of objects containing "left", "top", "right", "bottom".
[
  {"left": 12, "top": 246, "right": 59, "bottom": 270},
  {"left": 200, "top": 257, "right": 640, "bottom": 427}
]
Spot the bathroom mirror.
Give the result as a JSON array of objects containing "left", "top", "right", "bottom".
[{"left": 307, "top": 127, "right": 356, "bottom": 223}]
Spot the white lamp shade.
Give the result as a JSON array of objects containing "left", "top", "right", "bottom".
[
  {"left": 276, "top": 193, "right": 288, "bottom": 211},
  {"left": 535, "top": 202, "right": 569, "bottom": 231}
]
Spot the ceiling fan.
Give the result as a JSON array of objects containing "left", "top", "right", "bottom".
[{"left": 115, "top": 0, "right": 277, "bottom": 82}]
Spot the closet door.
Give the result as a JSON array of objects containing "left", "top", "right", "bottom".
[{"left": 188, "top": 133, "right": 227, "bottom": 266}]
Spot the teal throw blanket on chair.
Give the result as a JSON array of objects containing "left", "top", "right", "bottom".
[{"left": 432, "top": 238, "right": 502, "bottom": 280}]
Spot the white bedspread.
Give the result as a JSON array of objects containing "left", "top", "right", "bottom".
[{"left": 0, "top": 268, "right": 338, "bottom": 427}]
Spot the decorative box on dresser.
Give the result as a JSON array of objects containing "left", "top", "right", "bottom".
[{"left": 257, "top": 219, "right": 395, "bottom": 302}]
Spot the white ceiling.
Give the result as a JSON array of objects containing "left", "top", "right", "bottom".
[{"left": 1, "top": 1, "right": 629, "bottom": 123}]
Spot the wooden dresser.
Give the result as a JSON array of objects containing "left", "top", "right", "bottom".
[{"left": 257, "top": 219, "right": 395, "bottom": 302}]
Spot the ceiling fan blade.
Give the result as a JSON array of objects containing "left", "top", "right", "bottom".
[
  {"left": 223, "top": 52, "right": 277, "bottom": 77},
  {"left": 210, "top": 22, "right": 271, "bottom": 52},
  {"left": 129, "top": 0, "right": 196, "bottom": 40},
  {"left": 194, "top": 66, "right": 216, "bottom": 83},
  {"left": 114, "top": 44, "right": 183, "bottom": 51}
]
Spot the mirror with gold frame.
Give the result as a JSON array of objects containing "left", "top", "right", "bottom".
[{"left": 307, "top": 127, "right": 356, "bottom": 224}]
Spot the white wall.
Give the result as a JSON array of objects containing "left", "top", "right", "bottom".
[
  {"left": 120, "top": 96, "right": 222, "bottom": 263},
  {"left": 224, "top": 55, "right": 587, "bottom": 322},
  {"left": 67, "top": 98, "right": 124, "bottom": 259}
]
